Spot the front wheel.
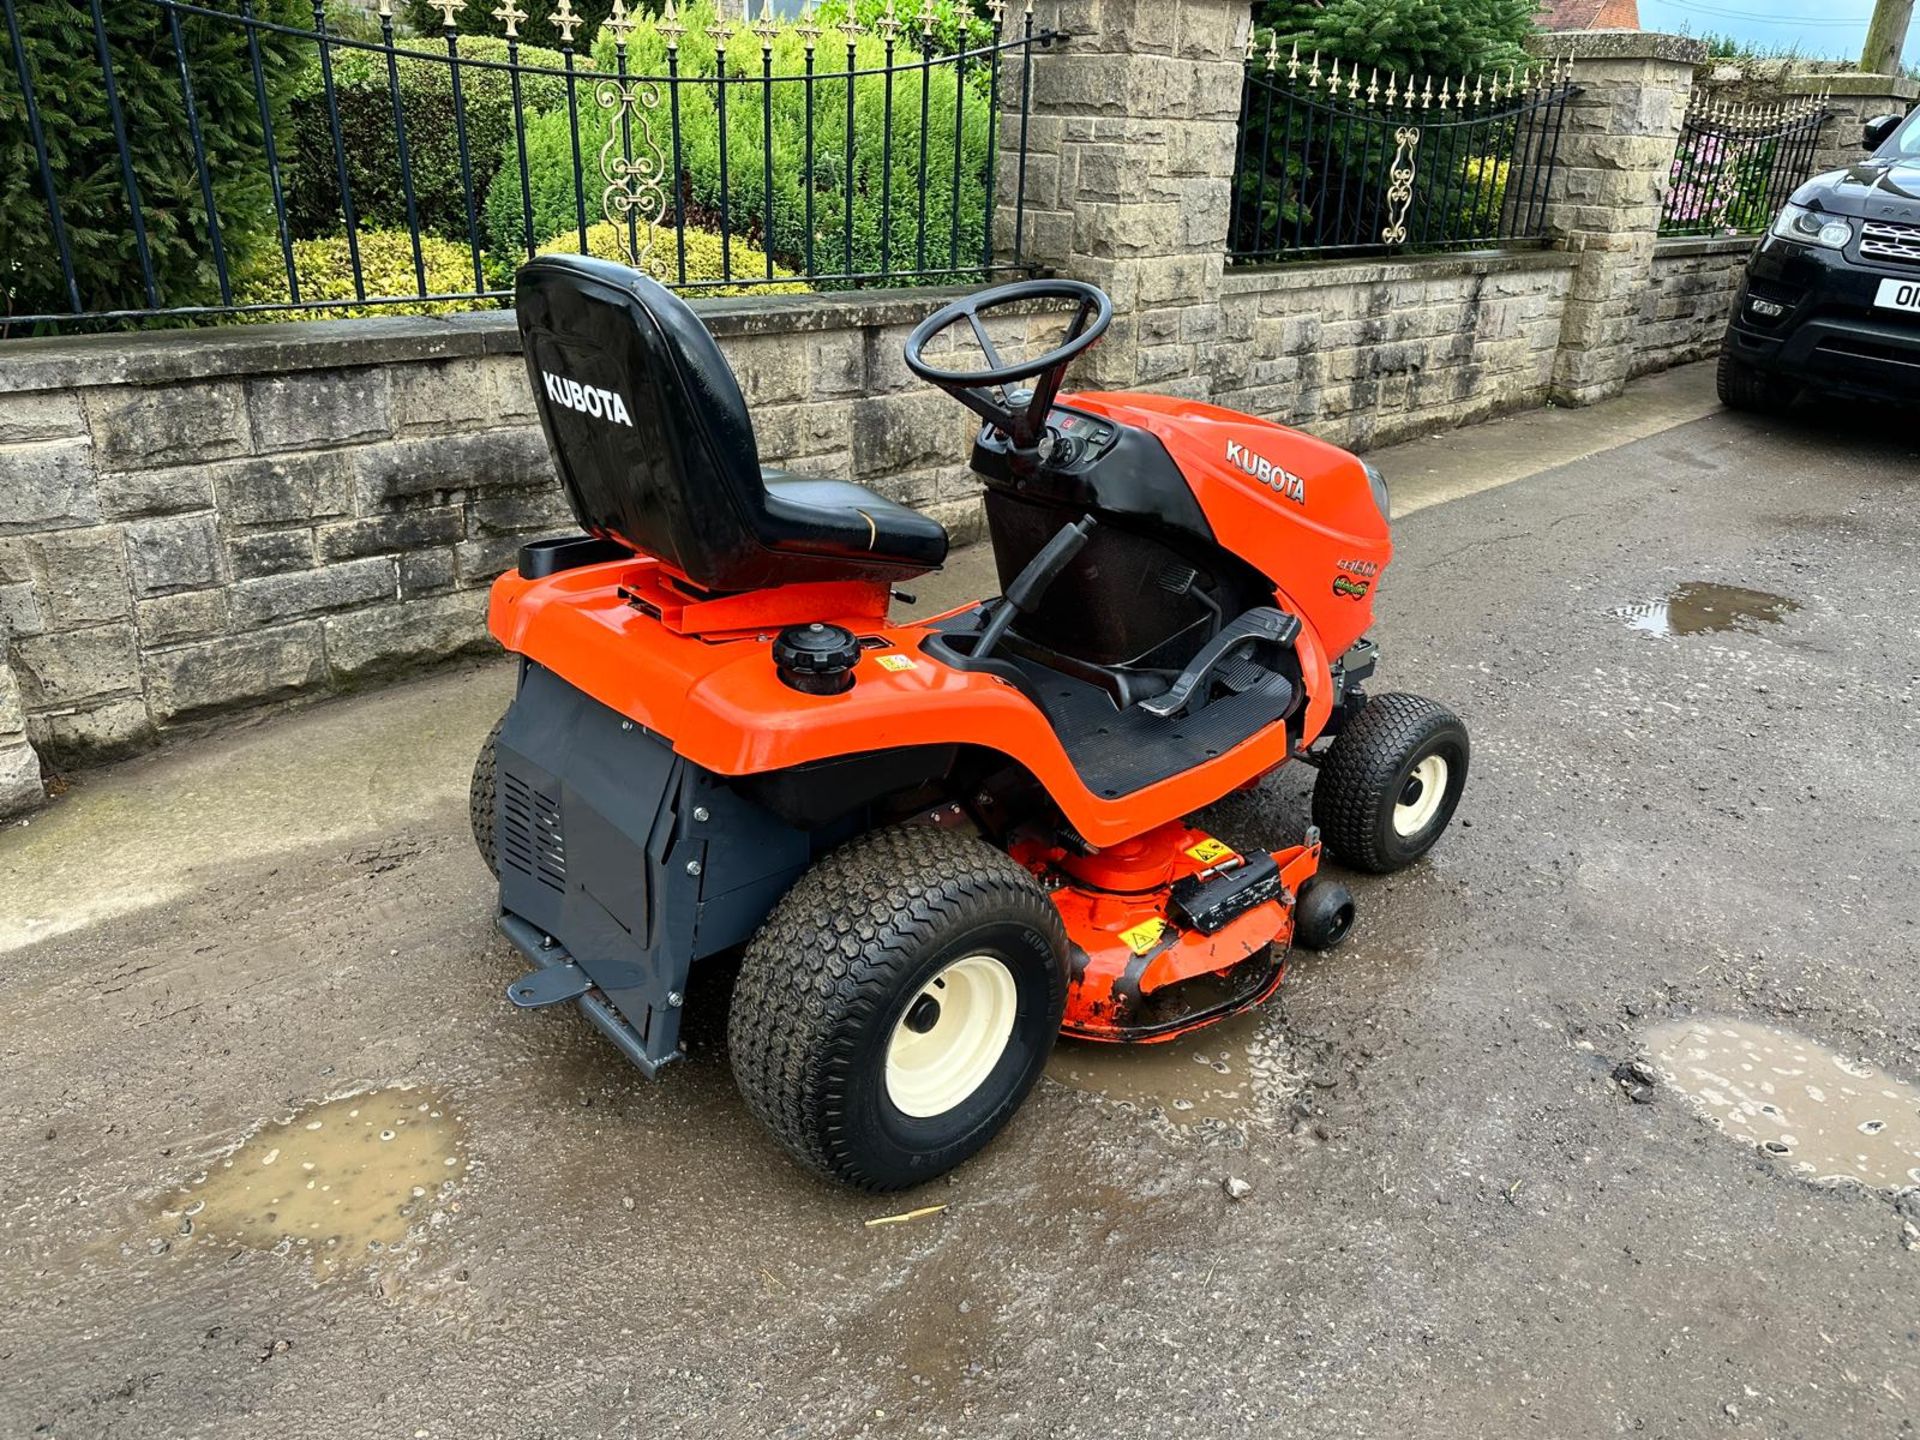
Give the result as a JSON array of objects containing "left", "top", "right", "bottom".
[
  {"left": 1716, "top": 345, "right": 1795, "bottom": 413},
  {"left": 728, "top": 824, "right": 1068, "bottom": 1191},
  {"left": 1312, "top": 693, "right": 1469, "bottom": 874}
]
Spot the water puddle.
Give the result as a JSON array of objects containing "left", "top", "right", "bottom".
[
  {"left": 1046, "top": 1012, "right": 1303, "bottom": 1126},
  {"left": 1614, "top": 582, "right": 1798, "bottom": 638},
  {"left": 163, "top": 1087, "right": 468, "bottom": 1277},
  {"left": 1645, "top": 1017, "right": 1920, "bottom": 1192}
]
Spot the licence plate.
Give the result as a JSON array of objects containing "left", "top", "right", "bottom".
[{"left": 1875, "top": 277, "right": 1920, "bottom": 314}]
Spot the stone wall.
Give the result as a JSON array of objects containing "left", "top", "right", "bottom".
[
  {"left": 1785, "top": 73, "right": 1920, "bottom": 183},
  {"left": 1633, "top": 236, "right": 1754, "bottom": 377},
  {"left": 1213, "top": 253, "right": 1575, "bottom": 453},
  {"left": 0, "top": 292, "right": 979, "bottom": 782}
]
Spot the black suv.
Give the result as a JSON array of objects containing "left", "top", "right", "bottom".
[{"left": 1720, "top": 106, "right": 1920, "bottom": 409}]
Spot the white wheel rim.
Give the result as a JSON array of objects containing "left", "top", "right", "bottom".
[
  {"left": 1393, "top": 754, "right": 1449, "bottom": 837},
  {"left": 885, "top": 955, "right": 1019, "bottom": 1119}
]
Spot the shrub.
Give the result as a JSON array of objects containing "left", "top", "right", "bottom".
[
  {"left": 234, "top": 227, "right": 501, "bottom": 321},
  {"left": 483, "top": 0, "right": 994, "bottom": 283},
  {"left": 287, "top": 34, "right": 575, "bottom": 244},
  {"left": 0, "top": 0, "right": 311, "bottom": 324},
  {"left": 1253, "top": 0, "right": 1534, "bottom": 77},
  {"left": 537, "top": 220, "right": 808, "bottom": 294},
  {"left": 402, "top": 0, "right": 618, "bottom": 45}
]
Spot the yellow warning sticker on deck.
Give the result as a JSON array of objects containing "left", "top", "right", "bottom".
[
  {"left": 1185, "top": 838, "right": 1234, "bottom": 866},
  {"left": 1119, "top": 918, "right": 1167, "bottom": 956},
  {"left": 875, "top": 654, "right": 916, "bottom": 672}
]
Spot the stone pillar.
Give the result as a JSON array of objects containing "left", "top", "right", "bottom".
[
  {"left": 995, "top": 0, "right": 1252, "bottom": 392},
  {"left": 1784, "top": 72, "right": 1920, "bottom": 180},
  {"left": 0, "top": 654, "right": 44, "bottom": 817},
  {"left": 1537, "top": 31, "right": 1706, "bottom": 407}
]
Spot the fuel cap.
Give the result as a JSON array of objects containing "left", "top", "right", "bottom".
[{"left": 773, "top": 622, "right": 860, "bottom": 695}]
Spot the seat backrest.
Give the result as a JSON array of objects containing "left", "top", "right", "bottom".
[{"left": 516, "top": 255, "right": 769, "bottom": 590}]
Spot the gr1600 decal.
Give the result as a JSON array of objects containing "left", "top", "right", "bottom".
[{"left": 1333, "top": 575, "right": 1371, "bottom": 600}]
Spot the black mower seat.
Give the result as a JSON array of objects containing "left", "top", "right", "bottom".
[
  {"left": 760, "top": 469, "right": 948, "bottom": 571},
  {"left": 517, "top": 254, "right": 948, "bottom": 592}
]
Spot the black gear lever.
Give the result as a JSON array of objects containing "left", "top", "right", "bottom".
[
  {"left": 902, "top": 280, "right": 1113, "bottom": 449},
  {"left": 972, "top": 515, "right": 1098, "bottom": 664}
]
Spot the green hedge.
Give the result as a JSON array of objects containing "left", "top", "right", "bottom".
[
  {"left": 286, "top": 34, "right": 574, "bottom": 244},
  {"left": 482, "top": 0, "right": 995, "bottom": 283},
  {"left": 538, "top": 221, "right": 808, "bottom": 295},
  {"left": 0, "top": 0, "right": 310, "bottom": 322},
  {"left": 234, "top": 227, "right": 500, "bottom": 321}
]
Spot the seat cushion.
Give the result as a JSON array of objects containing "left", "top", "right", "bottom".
[{"left": 760, "top": 470, "right": 950, "bottom": 574}]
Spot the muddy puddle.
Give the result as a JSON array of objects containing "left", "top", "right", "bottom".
[
  {"left": 1614, "top": 582, "right": 1798, "bottom": 638},
  {"left": 1645, "top": 1018, "right": 1920, "bottom": 1192},
  {"left": 1046, "top": 1012, "right": 1304, "bottom": 1126},
  {"left": 163, "top": 1087, "right": 468, "bottom": 1277}
]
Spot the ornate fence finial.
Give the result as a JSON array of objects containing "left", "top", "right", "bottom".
[
  {"left": 1347, "top": 63, "right": 1363, "bottom": 100},
  {"left": 988, "top": 0, "right": 1007, "bottom": 31},
  {"left": 878, "top": 0, "right": 901, "bottom": 43},
  {"left": 1367, "top": 67, "right": 1380, "bottom": 105},
  {"left": 1471, "top": 71, "right": 1485, "bottom": 108},
  {"left": 432, "top": 0, "right": 464, "bottom": 28},
  {"left": 1438, "top": 76, "right": 1452, "bottom": 110},
  {"left": 551, "top": 0, "right": 581, "bottom": 44},
  {"left": 755, "top": 0, "right": 780, "bottom": 51},
  {"left": 918, "top": 0, "right": 939, "bottom": 39},
  {"left": 1286, "top": 40, "right": 1299, "bottom": 80},
  {"left": 1421, "top": 73, "right": 1433, "bottom": 109},
  {"left": 657, "top": 0, "right": 684, "bottom": 50},
  {"left": 604, "top": 0, "right": 633, "bottom": 49},
  {"left": 376, "top": 0, "right": 393, "bottom": 17},
  {"left": 491, "top": 0, "right": 526, "bottom": 38},
  {"left": 1264, "top": 34, "right": 1280, "bottom": 73},
  {"left": 796, "top": 3, "right": 820, "bottom": 51},
  {"left": 1308, "top": 50, "right": 1323, "bottom": 89}
]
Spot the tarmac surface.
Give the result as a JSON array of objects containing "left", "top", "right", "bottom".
[{"left": 5, "top": 361, "right": 1920, "bottom": 1438}]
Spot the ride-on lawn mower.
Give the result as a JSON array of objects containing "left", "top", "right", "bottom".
[{"left": 472, "top": 256, "right": 1469, "bottom": 1190}]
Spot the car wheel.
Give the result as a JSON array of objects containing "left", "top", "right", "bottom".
[{"left": 1716, "top": 346, "right": 1795, "bottom": 413}]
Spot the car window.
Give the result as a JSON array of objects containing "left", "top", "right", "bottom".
[{"left": 1886, "top": 110, "right": 1920, "bottom": 157}]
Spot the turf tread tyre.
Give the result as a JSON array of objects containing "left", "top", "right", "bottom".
[
  {"left": 728, "top": 824, "right": 1067, "bottom": 1191},
  {"left": 470, "top": 717, "right": 503, "bottom": 879},
  {"left": 1312, "top": 693, "right": 1468, "bottom": 875},
  {"left": 1716, "top": 347, "right": 1790, "bottom": 413}
]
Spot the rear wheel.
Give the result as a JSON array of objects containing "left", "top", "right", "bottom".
[
  {"left": 1312, "top": 693, "right": 1469, "bottom": 874},
  {"left": 728, "top": 824, "right": 1067, "bottom": 1191},
  {"left": 470, "top": 717, "right": 503, "bottom": 878},
  {"left": 1717, "top": 346, "right": 1795, "bottom": 413}
]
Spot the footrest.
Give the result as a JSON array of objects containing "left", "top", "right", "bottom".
[
  {"left": 1139, "top": 607, "right": 1302, "bottom": 719},
  {"left": 506, "top": 959, "right": 594, "bottom": 1009}
]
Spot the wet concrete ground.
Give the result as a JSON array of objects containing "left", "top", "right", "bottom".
[{"left": 5, "top": 362, "right": 1920, "bottom": 1438}]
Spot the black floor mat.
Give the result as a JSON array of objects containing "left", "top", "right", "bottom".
[{"left": 1005, "top": 651, "right": 1295, "bottom": 799}]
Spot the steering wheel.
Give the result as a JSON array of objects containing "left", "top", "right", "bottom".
[{"left": 903, "top": 279, "right": 1112, "bottom": 450}]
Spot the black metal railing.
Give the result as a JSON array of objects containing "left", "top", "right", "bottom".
[
  {"left": 1660, "top": 90, "right": 1828, "bottom": 237},
  {"left": 0, "top": 0, "right": 1056, "bottom": 331},
  {"left": 1229, "top": 39, "right": 1578, "bottom": 264}
]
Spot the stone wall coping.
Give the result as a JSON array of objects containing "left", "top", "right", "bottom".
[
  {"left": 1530, "top": 29, "right": 1708, "bottom": 65},
  {"left": 1783, "top": 71, "right": 1920, "bottom": 101},
  {"left": 0, "top": 286, "right": 976, "bottom": 395},
  {"left": 1654, "top": 234, "right": 1759, "bottom": 259},
  {"left": 1220, "top": 248, "right": 1577, "bottom": 295}
]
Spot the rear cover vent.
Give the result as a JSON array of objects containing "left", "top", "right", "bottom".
[{"left": 501, "top": 771, "right": 567, "bottom": 893}]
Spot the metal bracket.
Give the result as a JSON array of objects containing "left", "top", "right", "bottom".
[{"left": 506, "top": 959, "right": 594, "bottom": 1009}]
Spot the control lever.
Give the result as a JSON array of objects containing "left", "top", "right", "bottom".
[
  {"left": 973, "top": 516, "right": 1097, "bottom": 664},
  {"left": 1140, "top": 606, "right": 1301, "bottom": 719}
]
